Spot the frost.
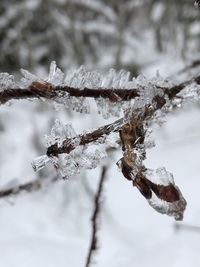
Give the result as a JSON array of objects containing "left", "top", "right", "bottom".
[
  {"left": 78, "top": 144, "right": 107, "bottom": 169},
  {"left": 65, "top": 66, "right": 101, "bottom": 89},
  {"left": 144, "top": 127, "right": 155, "bottom": 149},
  {"left": 69, "top": 96, "right": 90, "bottom": 114},
  {"left": 145, "top": 167, "right": 174, "bottom": 186},
  {"left": 20, "top": 69, "right": 40, "bottom": 87},
  {"left": 43, "top": 143, "right": 108, "bottom": 179},
  {"left": 32, "top": 155, "right": 51, "bottom": 172},
  {"left": 132, "top": 74, "right": 164, "bottom": 110},
  {"left": 0, "top": 73, "right": 15, "bottom": 91},
  {"left": 178, "top": 83, "right": 200, "bottom": 102},
  {"left": 65, "top": 66, "right": 87, "bottom": 89},
  {"left": 95, "top": 98, "right": 122, "bottom": 119},
  {"left": 148, "top": 191, "right": 187, "bottom": 221},
  {"left": 44, "top": 119, "right": 78, "bottom": 147},
  {"left": 101, "top": 69, "right": 130, "bottom": 89},
  {"left": 32, "top": 120, "right": 116, "bottom": 179},
  {"left": 47, "top": 61, "right": 64, "bottom": 86}
]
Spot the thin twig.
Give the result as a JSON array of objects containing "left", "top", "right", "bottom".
[
  {"left": 174, "top": 223, "right": 200, "bottom": 234},
  {"left": 0, "top": 176, "right": 58, "bottom": 199},
  {"left": 85, "top": 166, "right": 107, "bottom": 267},
  {"left": 0, "top": 84, "right": 139, "bottom": 104},
  {"left": 47, "top": 117, "right": 123, "bottom": 156}
]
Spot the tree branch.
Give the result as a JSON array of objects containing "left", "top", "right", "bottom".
[
  {"left": 85, "top": 166, "right": 107, "bottom": 267},
  {"left": 0, "top": 176, "right": 58, "bottom": 199},
  {"left": 46, "top": 74, "right": 200, "bottom": 157},
  {"left": 0, "top": 83, "right": 139, "bottom": 105}
]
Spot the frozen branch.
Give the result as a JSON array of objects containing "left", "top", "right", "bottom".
[
  {"left": 1, "top": 74, "right": 200, "bottom": 105},
  {"left": 46, "top": 74, "right": 200, "bottom": 158},
  {"left": 0, "top": 83, "right": 139, "bottom": 105},
  {"left": 46, "top": 117, "right": 123, "bottom": 157},
  {"left": 1, "top": 62, "right": 199, "bottom": 220}
]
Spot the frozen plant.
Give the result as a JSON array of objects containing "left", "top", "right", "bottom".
[{"left": 2, "top": 60, "right": 200, "bottom": 222}]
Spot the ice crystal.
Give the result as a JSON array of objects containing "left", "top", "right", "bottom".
[
  {"left": 32, "top": 119, "right": 117, "bottom": 179},
  {"left": 95, "top": 98, "right": 122, "bottom": 119},
  {"left": 178, "top": 83, "right": 200, "bottom": 102},
  {"left": 32, "top": 155, "right": 51, "bottom": 172},
  {"left": 145, "top": 167, "right": 187, "bottom": 220},
  {"left": 0, "top": 73, "right": 15, "bottom": 91},
  {"left": 144, "top": 127, "right": 155, "bottom": 149},
  {"left": 65, "top": 66, "right": 96, "bottom": 89},
  {"left": 44, "top": 119, "right": 78, "bottom": 147},
  {"left": 101, "top": 69, "right": 130, "bottom": 89},
  {"left": 20, "top": 69, "right": 39, "bottom": 87},
  {"left": 39, "top": 142, "right": 108, "bottom": 179},
  {"left": 146, "top": 167, "right": 174, "bottom": 186},
  {"left": 47, "top": 61, "right": 64, "bottom": 86},
  {"left": 148, "top": 191, "right": 187, "bottom": 221},
  {"left": 132, "top": 74, "right": 164, "bottom": 110}
]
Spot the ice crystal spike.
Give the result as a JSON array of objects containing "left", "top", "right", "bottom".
[
  {"left": 0, "top": 73, "right": 15, "bottom": 91},
  {"left": 32, "top": 155, "right": 51, "bottom": 172},
  {"left": 101, "top": 68, "right": 115, "bottom": 88},
  {"left": 20, "top": 69, "right": 39, "bottom": 87},
  {"left": 45, "top": 119, "right": 77, "bottom": 147},
  {"left": 47, "top": 61, "right": 64, "bottom": 86},
  {"left": 65, "top": 66, "right": 88, "bottom": 89}
]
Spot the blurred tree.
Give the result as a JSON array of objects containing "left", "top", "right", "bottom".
[{"left": 1, "top": 0, "right": 199, "bottom": 74}]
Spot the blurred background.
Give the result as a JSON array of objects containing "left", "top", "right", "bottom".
[{"left": 0, "top": 0, "right": 200, "bottom": 266}]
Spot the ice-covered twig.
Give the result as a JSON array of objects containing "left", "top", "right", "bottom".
[
  {"left": 46, "top": 118, "right": 123, "bottom": 157},
  {"left": 1, "top": 61, "right": 200, "bottom": 107},
  {"left": 118, "top": 117, "right": 187, "bottom": 220},
  {"left": 2, "top": 62, "right": 198, "bottom": 220},
  {"left": 0, "top": 83, "right": 140, "bottom": 105}
]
